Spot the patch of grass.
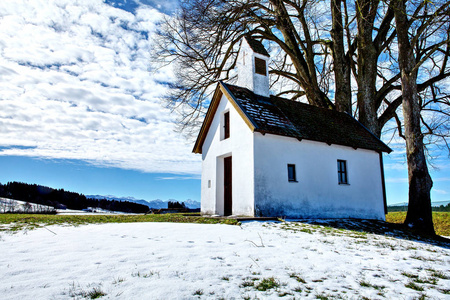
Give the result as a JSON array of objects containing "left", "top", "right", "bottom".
[
  {"left": 386, "top": 212, "right": 450, "bottom": 236},
  {"left": 359, "top": 280, "right": 385, "bottom": 290},
  {"left": 300, "top": 228, "right": 313, "bottom": 234},
  {"left": 221, "top": 276, "right": 230, "bottom": 281},
  {"left": 347, "top": 231, "right": 368, "bottom": 239},
  {"left": 240, "top": 280, "right": 255, "bottom": 288},
  {"left": 68, "top": 283, "right": 106, "bottom": 299},
  {"left": 406, "top": 246, "right": 418, "bottom": 250},
  {"left": 131, "top": 270, "right": 158, "bottom": 278},
  {"left": 414, "top": 277, "right": 437, "bottom": 285},
  {"left": 86, "top": 287, "right": 107, "bottom": 299},
  {"left": 112, "top": 277, "right": 126, "bottom": 284},
  {"left": 0, "top": 213, "right": 239, "bottom": 232},
  {"left": 314, "top": 292, "right": 333, "bottom": 300},
  {"left": 413, "top": 293, "right": 428, "bottom": 300},
  {"left": 359, "top": 280, "right": 371, "bottom": 288},
  {"left": 439, "top": 288, "right": 450, "bottom": 294},
  {"left": 279, "top": 223, "right": 316, "bottom": 234},
  {"left": 405, "top": 281, "right": 424, "bottom": 291},
  {"left": 193, "top": 289, "right": 203, "bottom": 296},
  {"left": 409, "top": 254, "right": 439, "bottom": 262},
  {"left": 374, "top": 241, "right": 396, "bottom": 250},
  {"left": 131, "top": 271, "right": 141, "bottom": 278},
  {"left": 427, "top": 269, "right": 449, "bottom": 279},
  {"left": 255, "top": 277, "right": 280, "bottom": 291},
  {"left": 288, "top": 272, "right": 306, "bottom": 283},
  {"left": 402, "top": 272, "right": 419, "bottom": 279}
]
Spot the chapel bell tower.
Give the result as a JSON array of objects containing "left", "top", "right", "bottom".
[{"left": 236, "top": 36, "right": 270, "bottom": 97}]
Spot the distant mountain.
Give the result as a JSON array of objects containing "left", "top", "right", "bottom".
[
  {"left": 431, "top": 200, "right": 450, "bottom": 207},
  {"left": 389, "top": 200, "right": 450, "bottom": 207},
  {"left": 87, "top": 195, "right": 201, "bottom": 209},
  {"left": 0, "top": 182, "right": 148, "bottom": 213},
  {"left": 184, "top": 199, "right": 201, "bottom": 209}
]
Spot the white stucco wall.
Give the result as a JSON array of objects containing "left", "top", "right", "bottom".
[
  {"left": 201, "top": 93, "right": 255, "bottom": 216},
  {"left": 253, "top": 133, "right": 386, "bottom": 220}
]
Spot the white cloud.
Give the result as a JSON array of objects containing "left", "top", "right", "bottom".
[
  {"left": 156, "top": 175, "right": 201, "bottom": 180},
  {"left": 0, "top": 0, "right": 201, "bottom": 174},
  {"left": 433, "top": 189, "right": 448, "bottom": 195},
  {"left": 433, "top": 177, "right": 450, "bottom": 182}
]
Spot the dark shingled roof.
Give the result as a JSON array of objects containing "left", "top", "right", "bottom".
[
  {"left": 244, "top": 36, "right": 270, "bottom": 57},
  {"left": 224, "top": 83, "right": 392, "bottom": 153}
]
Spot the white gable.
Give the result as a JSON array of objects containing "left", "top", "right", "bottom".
[{"left": 200, "top": 92, "right": 255, "bottom": 216}]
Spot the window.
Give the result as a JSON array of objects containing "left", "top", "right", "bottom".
[
  {"left": 255, "top": 57, "right": 267, "bottom": 76},
  {"left": 287, "top": 164, "right": 297, "bottom": 182},
  {"left": 224, "top": 111, "right": 230, "bottom": 139},
  {"left": 337, "top": 160, "right": 348, "bottom": 184}
]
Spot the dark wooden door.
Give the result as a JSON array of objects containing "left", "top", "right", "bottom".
[{"left": 224, "top": 156, "right": 232, "bottom": 216}]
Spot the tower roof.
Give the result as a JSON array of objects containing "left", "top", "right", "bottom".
[{"left": 244, "top": 36, "right": 270, "bottom": 57}]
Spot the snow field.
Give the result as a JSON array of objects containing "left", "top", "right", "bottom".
[{"left": 0, "top": 221, "right": 449, "bottom": 299}]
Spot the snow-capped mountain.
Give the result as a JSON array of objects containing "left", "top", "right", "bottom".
[{"left": 86, "top": 195, "right": 200, "bottom": 209}]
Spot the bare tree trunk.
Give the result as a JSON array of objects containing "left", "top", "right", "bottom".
[
  {"left": 355, "top": 0, "right": 381, "bottom": 137},
  {"left": 393, "top": 0, "right": 435, "bottom": 236},
  {"left": 331, "top": 0, "right": 352, "bottom": 114}
]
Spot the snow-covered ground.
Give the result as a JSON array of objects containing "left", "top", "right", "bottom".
[
  {"left": 0, "top": 221, "right": 449, "bottom": 299},
  {"left": 0, "top": 197, "right": 55, "bottom": 213},
  {"left": 56, "top": 208, "right": 135, "bottom": 215},
  {"left": 0, "top": 198, "right": 137, "bottom": 215}
]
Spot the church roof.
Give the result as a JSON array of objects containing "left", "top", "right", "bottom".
[{"left": 193, "top": 82, "right": 392, "bottom": 154}]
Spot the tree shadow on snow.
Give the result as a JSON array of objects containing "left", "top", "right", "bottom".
[{"left": 291, "top": 218, "right": 450, "bottom": 249}]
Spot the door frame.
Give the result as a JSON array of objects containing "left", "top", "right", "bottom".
[{"left": 223, "top": 156, "right": 232, "bottom": 216}]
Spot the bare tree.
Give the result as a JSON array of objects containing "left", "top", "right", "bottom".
[
  {"left": 391, "top": 0, "right": 450, "bottom": 235},
  {"left": 0, "top": 198, "right": 7, "bottom": 213}
]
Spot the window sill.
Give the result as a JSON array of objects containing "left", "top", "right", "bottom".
[
  {"left": 288, "top": 180, "right": 298, "bottom": 183},
  {"left": 338, "top": 183, "right": 350, "bottom": 185}
]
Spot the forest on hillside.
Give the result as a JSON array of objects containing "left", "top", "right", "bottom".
[
  {"left": 388, "top": 204, "right": 450, "bottom": 212},
  {"left": 0, "top": 182, "right": 149, "bottom": 213}
]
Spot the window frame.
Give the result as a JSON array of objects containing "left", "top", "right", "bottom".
[
  {"left": 337, "top": 159, "right": 348, "bottom": 184},
  {"left": 223, "top": 111, "right": 230, "bottom": 139},
  {"left": 254, "top": 57, "right": 267, "bottom": 76},
  {"left": 287, "top": 164, "right": 297, "bottom": 182}
]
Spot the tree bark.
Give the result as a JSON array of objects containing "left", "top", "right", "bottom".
[
  {"left": 355, "top": 0, "right": 381, "bottom": 137},
  {"left": 330, "top": 0, "right": 352, "bottom": 114},
  {"left": 393, "top": 0, "right": 435, "bottom": 236}
]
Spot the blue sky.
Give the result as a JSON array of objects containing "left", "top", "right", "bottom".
[
  {"left": 0, "top": 0, "right": 448, "bottom": 205},
  {"left": 0, "top": 156, "right": 199, "bottom": 201}
]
